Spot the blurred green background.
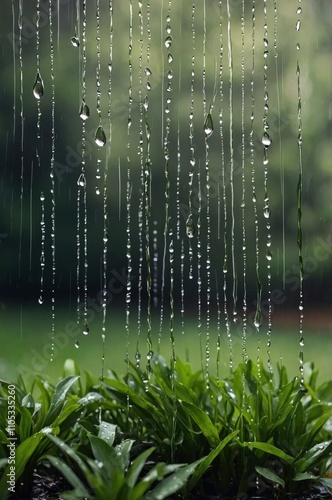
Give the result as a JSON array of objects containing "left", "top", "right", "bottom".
[{"left": 0, "top": 1, "right": 331, "bottom": 382}]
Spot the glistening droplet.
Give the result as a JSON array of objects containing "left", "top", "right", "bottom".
[
  {"left": 71, "top": 36, "right": 80, "bottom": 47},
  {"left": 262, "top": 132, "right": 272, "bottom": 147},
  {"left": 95, "top": 125, "right": 107, "bottom": 147},
  {"left": 33, "top": 72, "right": 44, "bottom": 99},
  {"left": 79, "top": 101, "right": 90, "bottom": 121},
  {"left": 186, "top": 216, "right": 195, "bottom": 238},
  {"left": 204, "top": 113, "right": 213, "bottom": 138}
]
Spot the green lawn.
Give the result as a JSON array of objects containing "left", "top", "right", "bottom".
[{"left": 1, "top": 301, "right": 331, "bottom": 384}]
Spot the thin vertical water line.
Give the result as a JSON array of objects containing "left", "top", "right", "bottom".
[
  {"left": 77, "top": 0, "right": 88, "bottom": 332},
  {"left": 180, "top": 239, "right": 185, "bottom": 336},
  {"left": 49, "top": 0, "right": 56, "bottom": 360},
  {"left": 197, "top": 166, "right": 203, "bottom": 371},
  {"left": 203, "top": 0, "right": 211, "bottom": 385},
  {"left": 100, "top": 0, "right": 113, "bottom": 391},
  {"left": 18, "top": 0, "right": 24, "bottom": 279},
  {"left": 126, "top": 169, "right": 132, "bottom": 380},
  {"left": 226, "top": 0, "right": 237, "bottom": 324},
  {"left": 137, "top": 0, "right": 145, "bottom": 373},
  {"left": 11, "top": 0, "right": 16, "bottom": 142},
  {"left": 262, "top": 0, "right": 273, "bottom": 374},
  {"left": 57, "top": 0, "right": 60, "bottom": 51},
  {"left": 169, "top": 228, "right": 176, "bottom": 461},
  {"left": 159, "top": 0, "right": 173, "bottom": 344},
  {"left": 240, "top": 0, "right": 248, "bottom": 364},
  {"left": 250, "top": 0, "right": 261, "bottom": 334},
  {"left": 143, "top": 0, "right": 153, "bottom": 377},
  {"left": 29, "top": 162, "right": 33, "bottom": 272},
  {"left": 219, "top": 0, "right": 232, "bottom": 370},
  {"left": 215, "top": 271, "right": 221, "bottom": 386},
  {"left": 39, "top": 192, "right": 46, "bottom": 305},
  {"left": 186, "top": 0, "right": 196, "bottom": 279},
  {"left": 118, "top": 159, "right": 121, "bottom": 221},
  {"left": 273, "top": 0, "right": 285, "bottom": 290},
  {"left": 295, "top": 2, "right": 304, "bottom": 385}
]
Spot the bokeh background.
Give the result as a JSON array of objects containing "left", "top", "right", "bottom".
[{"left": 0, "top": 0, "right": 332, "bottom": 382}]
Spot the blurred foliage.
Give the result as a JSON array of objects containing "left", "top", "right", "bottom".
[{"left": 0, "top": 0, "right": 331, "bottom": 311}]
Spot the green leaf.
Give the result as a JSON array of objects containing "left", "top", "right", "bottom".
[
  {"left": 126, "top": 446, "right": 155, "bottom": 488},
  {"left": 98, "top": 421, "right": 118, "bottom": 447},
  {"left": 187, "top": 430, "right": 239, "bottom": 491},
  {"left": 293, "top": 472, "right": 319, "bottom": 481},
  {"left": 181, "top": 402, "right": 220, "bottom": 447},
  {"left": 43, "top": 376, "right": 79, "bottom": 427},
  {"left": 255, "top": 466, "right": 285, "bottom": 488},
  {"left": 145, "top": 459, "right": 203, "bottom": 500},
  {"left": 242, "top": 441, "right": 294, "bottom": 464},
  {"left": 46, "top": 455, "right": 90, "bottom": 496},
  {"left": 17, "top": 406, "right": 32, "bottom": 441},
  {"left": 89, "top": 435, "right": 123, "bottom": 472}
]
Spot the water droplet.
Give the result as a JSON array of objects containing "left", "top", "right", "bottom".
[
  {"left": 186, "top": 216, "right": 195, "bottom": 238},
  {"left": 108, "top": 62, "right": 112, "bottom": 73},
  {"left": 95, "top": 125, "right": 107, "bottom": 147},
  {"left": 165, "top": 36, "right": 172, "bottom": 49},
  {"left": 79, "top": 101, "right": 90, "bottom": 121},
  {"left": 75, "top": 340, "right": 80, "bottom": 348},
  {"left": 262, "top": 132, "right": 272, "bottom": 147},
  {"left": 33, "top": 72, "right": 44, "bottom": 99},
  {"left": 204, "top": 113, "right": 213, "bottom": 138},
  {"left": 299, "top": 336, "right": 304, "bottom": 347},
  {"left": 38, "top": 296, "right": 43, "bottom": 305},
  {"left": 263, "top": 207, "right": 271, "bottom": 219},
  {"left": 144, "top": 66, "right": 152, "bottom": 76},
  {"left": 83, "top": 323, "right": 89, "bottom": 335},
  {"left": 71, "top": 36, "right": 80, "bottom": 47},
  {"left": 167, "top": 69, "right": 173, "bottom": 80},
  {"left": 168, "top": 53, "right": 173, "bottom": 64},
  {"left": 295, "top": 19, "right": 301, "bottom": 32},
  {"left": 77, "top": 173, "right": 86, "bottom": 188},
  {"left": 266, "top": 250, "right": 272, "bottom": 261},
  {"left": 297, "top": 7, "right": 302, "bottom": 14},
  {"left": 40, "top": 192, "right": 45, "bottom": 202}
]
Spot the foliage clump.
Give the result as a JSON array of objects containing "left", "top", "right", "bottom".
[{"left": 0, "top": 357, "right": 332, "bottom": 499}]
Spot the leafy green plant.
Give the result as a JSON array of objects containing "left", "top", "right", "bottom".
[{"left": 0, "top": 357, "right": 331, "bottom": 499}]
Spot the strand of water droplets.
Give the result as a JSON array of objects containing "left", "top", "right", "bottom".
[
  {"left": 226, "top": 0, "right": 237, "bottom": 325},
  {"left": 34, "top": 0, "right": 45, "bottom": 304},
  {"left": 94, "top": 0, "right": 107, "bottom": 194},
  {"left": 273, "top": 0, "right": 285, "bottom": 291},
  {"left": 295, "top": 1, "right": 304, "bottom": 385},
  {"left": 143, "top": 0, "right": 153, "bottom": 376},
  {"left": 18, "top": 0, "right": 24, "bottom": 280},
  {"left": 159, "top": 0, "right": 173, "bottom": 344},
  {"left": 126, "top": 169, "right": 132, "bottom": 377},
  {"left": 202, "top": 0, "right": 212, "bottom": 385},
  {"left": 215, "top": 271, "right": 221, "bottom": 385},
  {"left": 39, "top": 192, "right": 46, "bottom": 305},
  {"left": 180, "top": 239, "right": 185, "bottom": 335},
  {"left": 126, "top": 0, "right": 138, "bottom": 368},
  {"left": 152, "top": 221, "right": 158, "bottom": 309},
  {"left": 169, "top": 227, "right": 176, "bottom": 460},
  {"left": 219, "top": 0, "right": 232, "bottom": 370},
  {"left": 100, "top": 0, "right": 113, "bottom": 386},
  {"left": 11, "top": 0, "right": 16, "bottom": 142},
  {"left": 250, "top": 0, "right": 262, "bottom": 340},
  {"left": 261, "top": 0, "right": 273, "bottom": 375},
  {"left": 136, "top": 0, "right": 145, "bottom": 372},
  {"left": 240, "top": 0, "right": 248, "bottom": 365},
  {"left": 77, "top": 0, "right": 89, "bottom": 335},
  {"left": 49, "top": 0, "right": 56, "bottom": 360},
  {"left": 197, "top": 166, "right": 203, "bottom": 370},
  {"left": 185, "top": 0, "right": 196, "bottom": 278}
]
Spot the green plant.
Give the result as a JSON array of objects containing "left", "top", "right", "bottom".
[{"left": 0, "top": 357, "right": 331, "bottom": 499}]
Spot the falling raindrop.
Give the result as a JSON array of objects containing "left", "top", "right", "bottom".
[
  {"left": 33, "top": 72, "right": 44, "bottom": 100},
  {"left": 126, "top": 169, "right": 132, "bottom": 375},
  {"left": 79, "top": 100, "right": 90, "bottom": 121},
  {"left": 203, "top": 113, "right": 213, "bottom": 138},
  {"left": 83, "top": 323, "right": 89, "bottom": 335},
  {"left": 75, "top": 340, "right": 80, "bottom": 349},
  {"left": 71, "top": 35, "right": 80, "bottom": 47},
  {"left": 18, "top": 0, "right": 24, "bottom": 279},
  {"left": 95, "top": 125, "right": 107, "bottom": 147},
  {"left": 186, "top": 215, "right": 195, "bottom": 238}
]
